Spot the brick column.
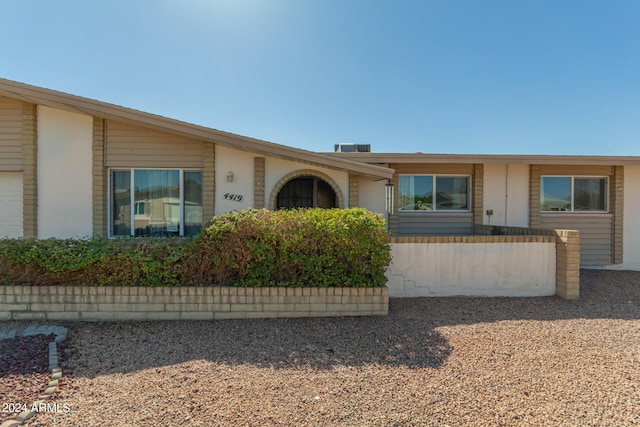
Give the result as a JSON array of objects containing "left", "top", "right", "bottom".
[
  {"left": 472, "top": 164, "right": 484, "bottom": 225},
  {"left": 92, "top": 117, "right": 107, "bottom": 237},
  {"left": 610, "top": 166, "right": 624, "bottom": 264},
  {"left": 529, "top": 165, "right": 541, "bottom": 228},
  {"left": 555, "top": 229, "right": 580, "bottom": 299},
  {"left": 348, "top": 174, "right": 359, "bottom": 208},
  {"left": 254, "top": 157, "right": 265, "bottom": 209},
  {"left": 203, "top": 142, "right": 215, "bottom": 221},
  {"left": 22, "top": 103, "right": 37, "bottom": 239}
]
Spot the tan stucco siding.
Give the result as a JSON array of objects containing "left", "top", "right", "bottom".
[
  {"left": 105, "top": 120, "right": 203, "bottom": 168},
  {"left": 0, "top": 96, "right": 24, "bottom": 172}
]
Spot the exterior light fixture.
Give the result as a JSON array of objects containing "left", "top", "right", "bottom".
[{"left": 226, "top": 171, "right": 234, "bottom": 182}]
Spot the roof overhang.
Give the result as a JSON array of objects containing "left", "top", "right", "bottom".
[
  {"left": 0, "top": 78, "right": 394, "bottom": 181},
  {"left": 327, "top": 152, "right": 640, "bottom": 166}
]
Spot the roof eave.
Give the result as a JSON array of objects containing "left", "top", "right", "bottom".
[
  {"left": 0, "top": 78, "right": 394, "bottom": 181},
  {"left": 327, "top": 152, "right": 640, "bottom": 166}
]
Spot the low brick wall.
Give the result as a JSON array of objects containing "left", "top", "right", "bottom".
[
  {"left": 555, "top": 230, "right": 580, "bottom": 300},
  {"left": 0, "top": 286, "right": 388, "bottom": 321}
]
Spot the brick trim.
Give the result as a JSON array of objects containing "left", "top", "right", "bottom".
[
  {"left": 611, "top": 166, "right": 624, "bottom": 264},
  {"left": 254, "top": 157, "right": 265, "bottom": 209},
  {"left": 92, "top": 117, "right": 107, "bottom": 237},
  {"left": 473, "top": 164, "right": 484, "bottom": 225},
  {"left": 203, "top": 142, "right": 215, "bottom": 220},
  {"left": 529, "top": 165, "right": 541, "bottom": 228},
  {"left": 348, "top": 174, "right": 359, "bottom": 207},
  {"left": 22, "top": 103, "right": 37, "bottom": 239}
]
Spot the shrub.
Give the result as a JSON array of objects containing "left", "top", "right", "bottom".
[
  {"left": 0, "top": 237, "right": 192, "bottom": 287},
  {"left": 186, "top": 208, "right": 391, "bottom": 288},
  {"left": 0, "top": 208, "right": 391, "bottom": 287}
]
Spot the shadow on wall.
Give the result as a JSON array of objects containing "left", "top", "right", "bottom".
[{"left": 45, "top": 270, "right": 640, "bottom": 377}]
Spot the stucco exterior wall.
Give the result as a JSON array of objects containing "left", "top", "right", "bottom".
[
  {"left": 386, "top": 240, "right": 556, "bottom": 297},
  {"left": 483, "top": 164, "right": 529, "bottom": 227},
  {"left": 265, "top": 158, "right": 349, "bottom": 207},
  {"left": 620, "top": 166, "right": 640, "bottom": 269},
  {"left": 358, "top": 179, "right": 386, "bottom": 214},
  {"left": 37, "top": 106, "right": 93, "bottom": 239},
  {"left": 214, "top": 145, "right": 255, "bottom": 214}
]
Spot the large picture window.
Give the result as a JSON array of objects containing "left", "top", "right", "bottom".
[
  {"left": 110, "top": 169, "right": 203, "bottom": 237},
  {"left": 398, "top": 175, "right": 470, "bottom": 211},
  {"left": 540, "top": 176, "right": 607, "bottom": 212}
]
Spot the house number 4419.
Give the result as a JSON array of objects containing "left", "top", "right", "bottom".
[{"left": 224, "top": 193, "right": 243, "bottom": 202}]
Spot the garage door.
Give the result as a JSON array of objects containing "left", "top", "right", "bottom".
[{"left": 0, "top": 173, "right": 23, "bottom": 238}]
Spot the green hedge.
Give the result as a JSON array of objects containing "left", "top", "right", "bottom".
[
  {"left": 0, "top": 237, "right": 191, "bottom": 287},
  {"left": 0, "top": 208, "right": 391, "bottom": 288}
]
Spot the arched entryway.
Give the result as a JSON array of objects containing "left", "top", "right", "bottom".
[
  {"left": 277, "top": 176, "right": 336, "bottom": 209},
  {"left": 269, "top": 169, "right": 345, "bottom": 210}
]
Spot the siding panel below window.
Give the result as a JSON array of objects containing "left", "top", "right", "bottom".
[
  {"left": 397, "top": 212, "right": 473, "bottom": 236},
  {"left": 105, "top": 120, "right": 203, "bottom": 168},
  {"left": 0, "top": 97, "right": 23, "bottom": 172},
  {"left": 540, "top": 214, "right": 612, "bottom": 266}
]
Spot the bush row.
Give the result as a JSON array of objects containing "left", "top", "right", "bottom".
[{"left": 0, "top": 208, "right": 391, "bottom": 288}]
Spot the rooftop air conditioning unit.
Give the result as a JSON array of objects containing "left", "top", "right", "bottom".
[{"left": 334, "top": 143, "right": 371, "bottom": 153}]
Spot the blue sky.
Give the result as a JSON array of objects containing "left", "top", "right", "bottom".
[{"left": 2, "top": 0, "right": 639, "bottom": 155}]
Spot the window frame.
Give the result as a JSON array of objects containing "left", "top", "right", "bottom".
[
  {"left": 398, "top": 174, "right": 472, "bottom": 212},
  {"left": 108, "top": 168, "right": 203, "bottom": 238},
  {"left": 540, "top": 175, "right": 609, "bottom": 213}
]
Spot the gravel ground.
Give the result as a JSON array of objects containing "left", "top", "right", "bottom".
[
  {"left": 1, "top": 269, "right": 639, "bottom": 426},
  {"left": 0, "top": 334, "right": 54, "bottom": 424}
]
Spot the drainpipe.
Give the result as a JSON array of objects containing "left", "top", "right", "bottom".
[
  {"left": 504, "top": 164, "right": 509, "bottom": 226},
  {"left": 385, "top": 180, "right": 394, "bottom": 232}
]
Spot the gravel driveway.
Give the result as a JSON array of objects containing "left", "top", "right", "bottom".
[{"left": 2, "top": 269, "right": 639, "bottom": 426}]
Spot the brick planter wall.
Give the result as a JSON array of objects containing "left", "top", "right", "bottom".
[{"left": 0, "top": 286, "right": 388, "bottom": 321}]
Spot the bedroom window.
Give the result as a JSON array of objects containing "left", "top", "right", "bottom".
[
  {"left": 540, "top": 176, "right": 607, "bottom": 212},
  {"left": 398, "top": 175, "right": 470, "bottom": 211},
  {"left": 110, "top": 169, "right": 203, "bottom": 237}
]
